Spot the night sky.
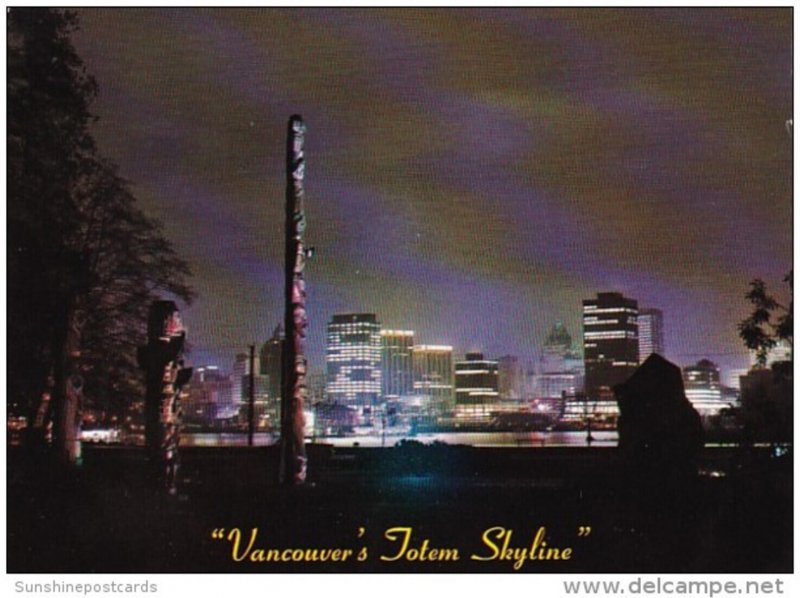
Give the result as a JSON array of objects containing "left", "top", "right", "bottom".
[{"left": 71, "top": 8, "right": 793, "bottom": 380}]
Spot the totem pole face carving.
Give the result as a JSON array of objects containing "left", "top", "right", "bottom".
[
  {"left": 282, "top": 115, "right": 310, "bottom": 484},
  {"left": 166, "top": 311, "right": 183, "bottom": 335},
  {"left": 141, "top": 300, "right": 192, "bottom": 495}
]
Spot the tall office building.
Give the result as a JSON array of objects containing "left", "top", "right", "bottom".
[
  {"left": 725, "top": 368, "right": 750, "bottom": 391},
  {"left": 638, "top": 308, "right": 664, "bottom": 363},
  {"left": 683, "top": 359, "right": 730, "bottom": 416},
  {"left": 232, "top": 352, "right": 257, "bottom": 405},
  {"left": 259, "top": 324, "right": 284, "bottom": 402},
  {"left": 583, "top": 292, "right": 639, "bottom": 399},
  {"left": 497, "top": 355, "right": 523, "bottom": 400},
  {"left": 455, "top": 352, "right": 499, "bottom": 423},
  {"left": 535, "top": 322, "right": 584, "bottom": 400},
  {"left": 184, "top": 366, "right": 236, "bottom": 423},
  {"left": 380, "top": 329, "right": 414, "bottom": 399},
  {"left": 326, "top": 313, "right": 382, "bottom": 406},
  {"left": 411, "top": 345, "right": 454, "bottom": 421},
  {"left": 231, "top": 353, "right": 275, "bottom": 426},
  {"left": 540, "top": 321, "right": 573, "bottom": 373},
  {"left": 308, "top": 372, "right": 327, "bottom": 403},
  {"left": 240, "top": 373, "right": 275, "bottom": 428}
]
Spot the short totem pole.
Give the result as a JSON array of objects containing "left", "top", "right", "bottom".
[{"left": 138, "top": 300, "right": 193, "bottom": 495}]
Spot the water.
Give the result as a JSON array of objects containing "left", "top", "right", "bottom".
[
  {"left": 179, "top": 432, "right": 275, "bottom": 447},
  {"left": 180, "top": 430, "right": 618, "bottom": 448}
]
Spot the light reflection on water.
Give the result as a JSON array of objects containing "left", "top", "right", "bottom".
[{"left": 179, "top": 430, "right": 618, "bottom": 448}]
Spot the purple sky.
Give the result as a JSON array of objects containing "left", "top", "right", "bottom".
[{"left": 71, "top": 8, "right": 793, "bottom": 380}]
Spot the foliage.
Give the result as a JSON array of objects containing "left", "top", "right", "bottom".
[
  {"left": 738, "top": 272, "right": 792, "bottom": 368},
  {"left": 7, "top": 8, "right": 193, "bottom": 422},
  {"left": 736, "top": 273, "right": 792, "bottom": 445}
]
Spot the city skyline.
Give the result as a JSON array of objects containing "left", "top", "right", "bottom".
[
  {"left": 195, "top": 300, "right": 763, "bottom": 384},
  {"left": 181, "top": 304, "right": 742, "bottom": 431},
  {"left": 69, "top": 8, "right": 792, "bottom": 378},
  {"left": 201, "top": 302, "right": 755, "bottom": 394}
]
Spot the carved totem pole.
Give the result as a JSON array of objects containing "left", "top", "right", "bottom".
[
  {"left": 138, "top": 300, "right": 192, "bottom": 495},
  {"left": 280, "top": 115, "right": 309, "bottom": 484}
]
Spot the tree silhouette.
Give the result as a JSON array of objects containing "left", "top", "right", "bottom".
[
  {"left": 7, "top": 8, "right": 193, "bottom": 455},
  {"left": 738, "top": 272, "right": 793, "bottom": 367},
  {"left": 735, "top": 272, "right": 792, "bottom": 444}
]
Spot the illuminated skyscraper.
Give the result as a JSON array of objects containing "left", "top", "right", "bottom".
[
  {"left": 259, "top": 324, "right": 284, "bottom": 402},
  {"left": 535, "top": 322, "right": 584, "bottom": 400},
  {"left": 326, "top": 313, "right": 382, "bottom": 406},
  {"left": 411, "top": 345, "right": 454, "bottom": 421},
  {"left": 231, "top": 352, "right": 275, "bottom": 426},
  {"left": 232, "top": 351, "right": 258, "bottom": 405},
  {"left": 637, "top": 308, "right": 664, "bottom": 363},
  {"left": 184, "top": 366, "right": 236, "bottom": 423},
  {"left": 683, "top": 359, "right": 730, "bottom": 416},
  {"left": 380, "top": 329, "right": 414, "bottom": 399},
  {"left": 540, "top": 321, "right": 573, "bottom": 373},
  {"left": 583, "top": 292, "right": 639, "bottom": 399},
  {"left": 725, "top": 368, "right": 750, "bottom": 391},
  {"left": 455, "top": 352, "right": 499, "bottom": 423},
  {"left": 497, "top": 355, "right": 523, "bottom": 400}
]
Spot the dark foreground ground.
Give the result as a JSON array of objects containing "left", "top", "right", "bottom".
[{"left": 7, "top": 443, "right": 793, "bottom": 573}]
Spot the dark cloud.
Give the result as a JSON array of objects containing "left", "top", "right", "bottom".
[{"left": 72, "top": 8, "right": 792, "bottom": 375}]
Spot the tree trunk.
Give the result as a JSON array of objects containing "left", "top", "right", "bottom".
[{"left": 51, "top": 300, "right": 83, "bottom": 466}]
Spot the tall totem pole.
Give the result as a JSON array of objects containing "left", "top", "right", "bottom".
[
  {"left": 280, "top": 115, "right": 309, "bottom": 484},
  {"left": 138, "top": 300, "right": 193, "bottom": 495}
]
